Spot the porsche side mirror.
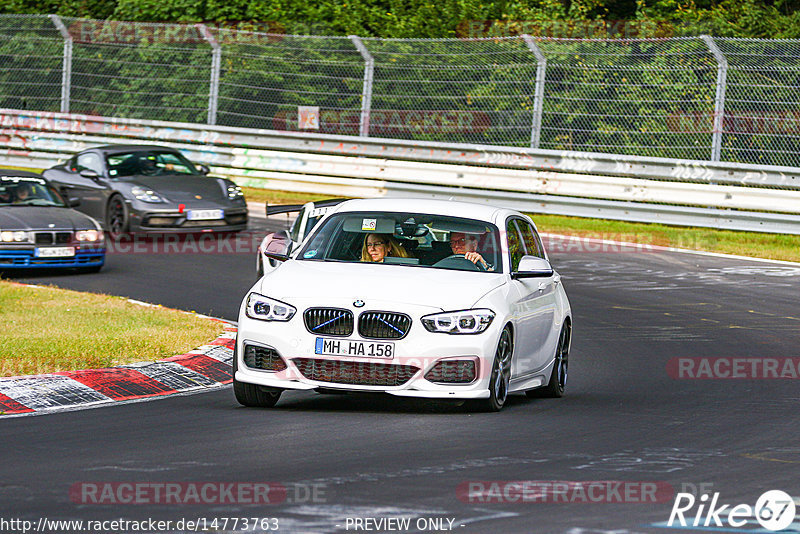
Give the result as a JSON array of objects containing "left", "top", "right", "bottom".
[
  {"left": 197, "top": 164, "right": 211, "bottom": 175},
  {"left": 511, "top": 255, "right": 554, "bottom": 279},
  {"left": 68, "top": 197, "right": 81, "bottom": 208},
  {"left": 263, "top": 230, "right": 292, "bottom": 262},
  {"left": 80, "top": 169, "right": 100, "bottom": 180}
]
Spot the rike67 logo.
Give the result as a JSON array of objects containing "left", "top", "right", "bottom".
[{"left": 668, "top": 490, "right": 796, "bottom": 531}]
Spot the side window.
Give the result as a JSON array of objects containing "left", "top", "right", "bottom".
[
  {"left": 506, "top": 219, "right": 525, "bottom": 272},
  {"left": 77, "top": 153, "right": 103, "bottom": 175},
  {"left": 518, "top": 220, "right": 545, "bottom": 259}
]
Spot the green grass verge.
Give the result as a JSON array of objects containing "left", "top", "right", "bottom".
[
  {"left": 0, "top": 281, "right": 223, "bottom": 376},
  {"left": 243, "top": 187, "right": 800, "bottom": 263}
]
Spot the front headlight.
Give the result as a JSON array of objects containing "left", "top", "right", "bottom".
[
  {"left": 75, "top": 230, "right": 104, "bottom": 242},
  {"left": 227, "top": 184, "right": 244, "bottom": 200},
  {"left": 245, "top": 293, "right": 296, "bottom": 322},
  {"left": 131, "top": 186, "right": 165, "bottom": 203},
  {"left": 421, "top": 309, "right": 495, "bottom": 335},
  {"left": 0, "top": 230, "right": 31, "bottom": 243}
]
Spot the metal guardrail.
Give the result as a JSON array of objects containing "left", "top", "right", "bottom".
[{"left": 3, "top": 108, "right": 800, "bottom": 234}]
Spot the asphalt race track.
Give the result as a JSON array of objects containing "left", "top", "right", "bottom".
[{"left": 2, "top": 211, "right": 800, "bottom": 534}]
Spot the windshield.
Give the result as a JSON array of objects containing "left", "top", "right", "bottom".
[
  {"left": 106, "top": 150, "right": 199, "bottom": 178},
  {"left": 0, "top": 177, "right": 66, "bottom": 207},
  {"left": 297, "top": 211, "right": 502, "bottom": 273}
]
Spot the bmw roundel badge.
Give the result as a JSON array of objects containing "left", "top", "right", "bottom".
[{"left": 353, "top": 299, "right": 365, "bottom": 308}]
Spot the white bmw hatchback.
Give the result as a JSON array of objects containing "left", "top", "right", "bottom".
[{"left": 235, "top": 198, "right": 572, "bottom": 411}]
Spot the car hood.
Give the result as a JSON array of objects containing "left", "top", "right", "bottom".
[
  {"left": 129, "top": 175, "right": 227, "bottom": 203},
  {"left": 0, "top": 207, "right": 98, "bottom": 230},
  {"left": 257, "top": 260, "right": 506, "bottom": 311}
]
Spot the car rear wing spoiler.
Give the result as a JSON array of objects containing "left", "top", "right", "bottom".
[
  {"left": 265, "top": 198, "right": 349, "bottom": 217},
  {"left": 266, "top": 203, "right": 304, "bottom": 217}
]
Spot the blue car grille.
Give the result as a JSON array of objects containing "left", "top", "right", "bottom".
[
  {"left": 304, "top": 308, "right": 354, "bottom": 337},
  {"left": 358, "top": 311, "right": 412, "bottom": 340},
  {"left": 0, "top": 249, "right": 105, "bottom": 268}
]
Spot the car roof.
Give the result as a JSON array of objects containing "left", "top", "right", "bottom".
[
  {"left": 331, "top": 197, "right": 510, "bottom": 223},
  {"left": 85, "top": 144, "right": 180, "bottom": 155}
]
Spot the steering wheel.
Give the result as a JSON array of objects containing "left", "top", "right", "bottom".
[{"left": 433, "top": 254, "right": 486, "bottom": 272}]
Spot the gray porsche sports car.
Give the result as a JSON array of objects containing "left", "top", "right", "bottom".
[
  {"left": 43, "top": 145, "right": 247, "bottom": 234},
  {"left": 0, "top": 170, "right": 105, "bottom": 272}
]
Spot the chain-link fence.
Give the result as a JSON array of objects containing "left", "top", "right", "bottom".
[{"left": 2, "top": 15, "right": 800, "bottom": 167}]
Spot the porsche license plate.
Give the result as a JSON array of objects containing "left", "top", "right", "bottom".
[
  {"left": 315, "top": 337, "right": 394, "bottom": 359},
  {"left": 35, "top": 246, "right": 75, "bottom": 258},
  {"left": 186, "top": 209, "right": 224, "bottom": 220}
]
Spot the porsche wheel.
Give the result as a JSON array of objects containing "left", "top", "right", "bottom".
[{"left": 106, "top": 195, "right": 128, "bottom": 236}]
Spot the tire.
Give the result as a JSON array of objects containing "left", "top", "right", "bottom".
[
  {"left": 106, "top": 195, "right": 128, "bottom": 236},
  {"left": 471, "top": 326, "right": 513, "bottom": 412},
  {"left": 232, "top": 340, "right": 283, "bottom": 408},
  {"left": 528, "top": 322, "right": 570, "bottom": 399}
]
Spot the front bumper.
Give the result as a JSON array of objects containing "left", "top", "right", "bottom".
[
  {"left": 236, "top": 305, "right": 502, "bottom": 399},
  {"left": 0, "top": 246, "right": 105, "bottom": 268},
  {"left": 128, "top": 205, "right": 248, "bottom": 233}
]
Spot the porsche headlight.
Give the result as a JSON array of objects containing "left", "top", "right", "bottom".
[
  {"left": 0, "top": 230, "right": 31, "bottom": 243},
  {"left": 227, "top": 184, "right": 244, "bottom": 200},
  {"left": 421, "top": 309, "right": 495, "bottom": 335},
  {"left": 131, "top": 186, "right": 165, "bottom": 203},
  {"left": 75, "top": 230, "right": 104, "bottom": 242},
  {"left": 246, "top": 293, "right": 296, "bottom": 322}
]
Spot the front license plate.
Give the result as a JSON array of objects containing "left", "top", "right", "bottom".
[
  {"left": 35, "top": 246, "right": 75, "bottom": 258},
  {"left": 186, "top": 209, "right": 224, "bottom": 220},
  {"left": 315, "top": 337, "right": 394, "bottom": 359}
]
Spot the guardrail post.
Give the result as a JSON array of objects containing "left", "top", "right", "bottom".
[
  {"left": 196, "top": 24, "right": 222, "bottom": 126},
  {"left": 522, "top": 35, "right": 547, "bottom": 150},
  {"left": 349, "top": 35, "right": 374, "bottom": 138},
  {"left": 49, "top": 15, "right": 72, "bottom": 114},
  {"left": 702, "top": 35, "right": 728, "bottom": 162}
]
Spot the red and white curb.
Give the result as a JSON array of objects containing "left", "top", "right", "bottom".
[{"left": 0, "top": 323, "right": 237, "bottom": 417}]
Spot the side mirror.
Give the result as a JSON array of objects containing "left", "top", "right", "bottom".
[
  {"left": 263, "top": 230, "right": 292, "bottom": 262},
  {"left": 68, "top": 197, "right": 81, "bottom": 208},
  {"left": 511, "top": 255, "right": 554, "bottom": 279},
  {"left": 80, "top": 169, "right": 100, "bottom": 180},
  {"left": 197, "top": 164, "right": 210, "bottom": 175}
]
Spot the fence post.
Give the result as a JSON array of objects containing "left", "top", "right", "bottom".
[
  {"left": 196, "top": 24, "right": 222, "bottom": 126},
  {"left": 522, "top": 34, "right": 547, "bottom": 150},
  {"left": 701, "top": 35, "right": 727, "bottom": 162},
  {"left": 349, "top": 35, "right": 374, "bottom": 138},
  {"left": 49, "top": 15, "right": 72, "bottom": 114}
]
